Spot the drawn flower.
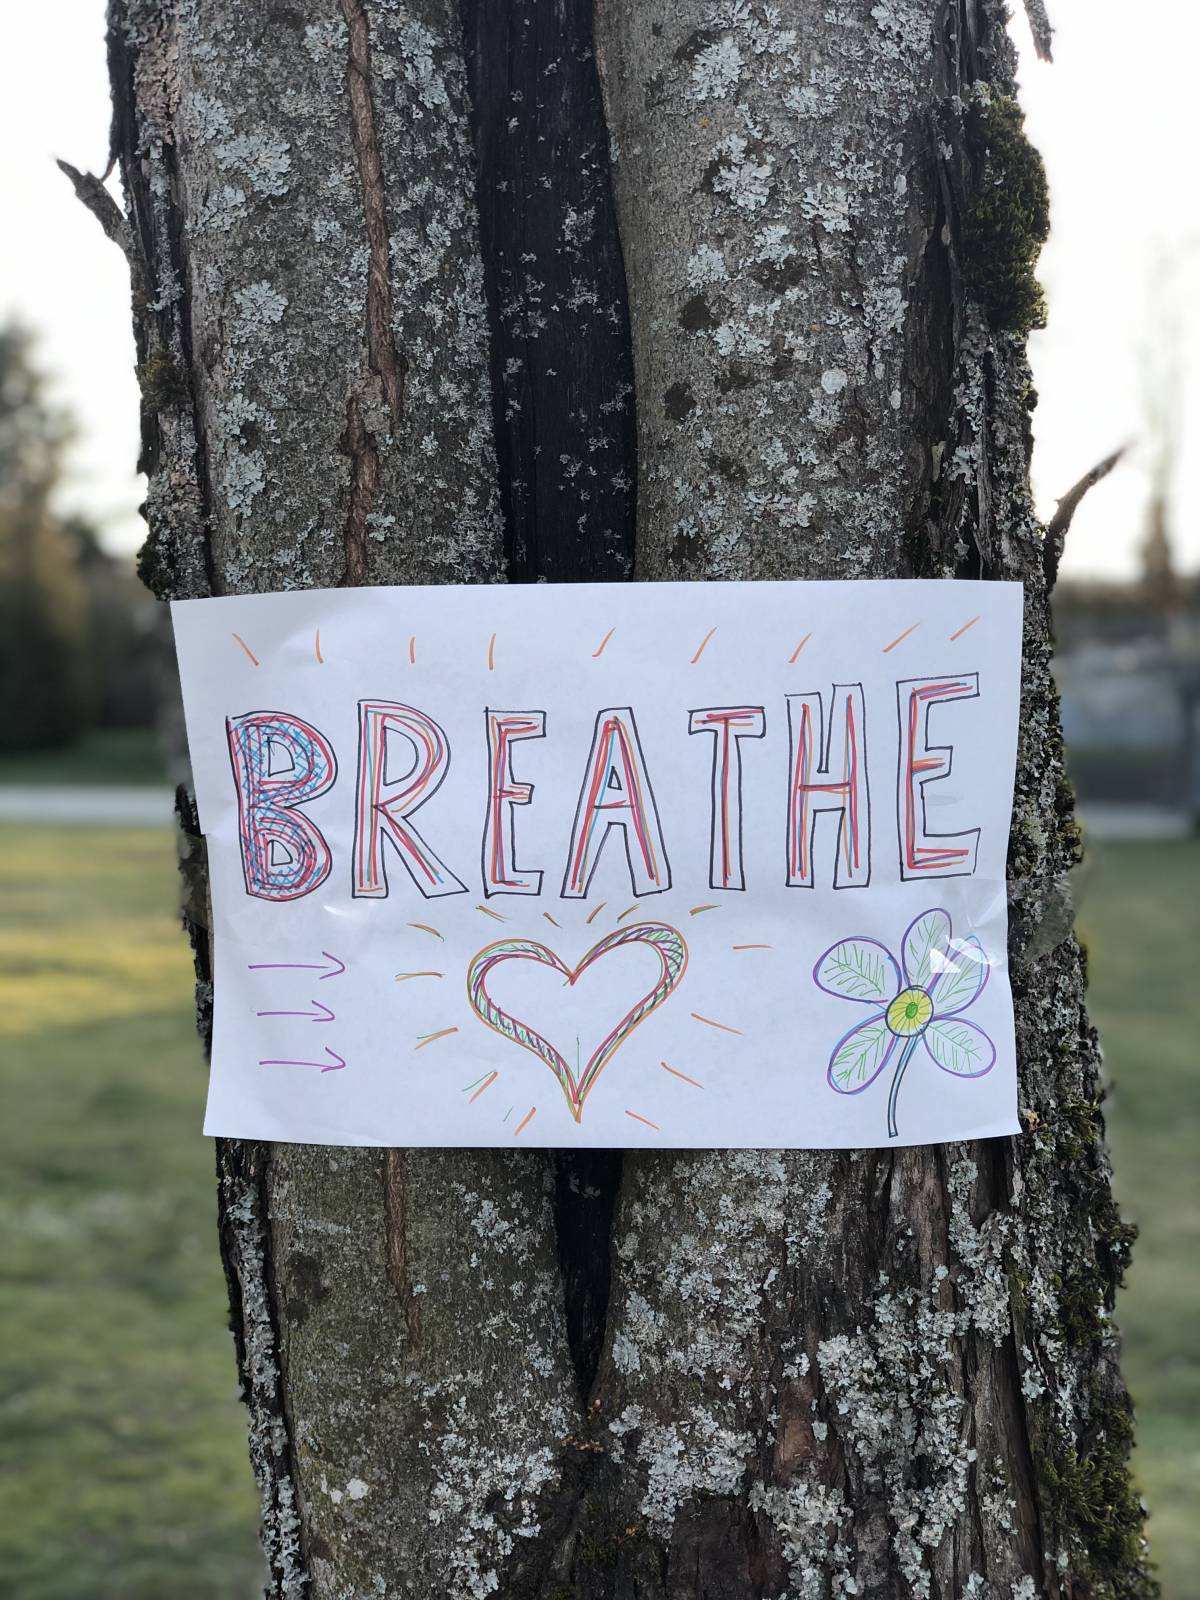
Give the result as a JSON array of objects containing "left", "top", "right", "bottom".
[{"left": 813, "top": 908, "right": 995, "bottom": 1140}]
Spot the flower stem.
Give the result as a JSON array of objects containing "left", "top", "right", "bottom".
[{"left": 886, "top": 1035, "right": 921, "bottom": 1140}]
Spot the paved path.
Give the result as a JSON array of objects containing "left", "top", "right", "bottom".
[
  {"left": 0, "top": 786, "right": 177, "bottom": 826},
  {"left": 1078, "top": 803, "right": 1194, "bottom": 842}
]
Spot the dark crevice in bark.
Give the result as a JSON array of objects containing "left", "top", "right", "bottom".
[
  {"left": 215, "top": 1138, "right": 311, "bottom": 1599},
  {"left": 460, "top": 0, "right": 637, "bottom": 1410},
  {"left": 175, "top": 785, "right": 213, "bottom": 1054},
  {"left": 339, "top": 393, "right": 378, "bottom": 586},
  {"left": 553, "top": 1151, "right": 623, "bottom": 1397},
  {"left": 105, "top": 7, "right": 216, "bottom": 601},
  {"left": 460, "top": 0, "right": 637, "bottom": 583},
  {"left": 382, "top": 1149, "right": 422, "bottom": 1348},
  {"left": 337, "top": 0, "right": 401, "bottom": 589},
  {"left": 340, "top": 0, "right": 405, "bottom": 423},
  {"left": 912, "top": 102, "right": 968, "bottom": 580}
]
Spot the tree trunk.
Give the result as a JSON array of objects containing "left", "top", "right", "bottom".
[{"left": 104, "top": 0, "right": 1153, "bottom": 1595}]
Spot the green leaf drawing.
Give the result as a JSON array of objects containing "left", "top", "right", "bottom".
[
  {"left": 930, "top": 935, "right": 988, "bottom": 1014},
  {"left": 816, "top": 939, "right": 897, "bottom": 1002},
  {"left": 829, "top": 1018, "right": 893, "bottom": 1091},
  {"left": 903, "top": 908, "right": 952, "bottom": 989},
  {"left": 923, "top": 1018, "right": 995, "bottom": 1078}
]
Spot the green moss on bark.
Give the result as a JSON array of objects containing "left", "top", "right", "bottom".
[
  {"left": 962, "top": 95, "right": 1050, "bottom": 335},
  {"left": 139, "top": 346, "right": 191, "bottom": 411},
  {"left": 1034, "top": 1386, "right": 1156, "bottom": 1600}
]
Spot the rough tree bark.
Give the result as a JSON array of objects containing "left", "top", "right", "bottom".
[{"left": 97, "top": 0, "right": 1154, "bottom": 1595}]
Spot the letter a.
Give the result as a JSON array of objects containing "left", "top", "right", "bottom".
[
  {"left": 227, "top": 710, "right": 337, "bottom": 901},
  {"left": 354, "top": 701, "right": 466, "bottom": 899},
  {"left": 562, "top": 707, "right": 671, "bottom": 898},
  {"left": 786, "top": 686, "right": 870, "bottom": 888}
]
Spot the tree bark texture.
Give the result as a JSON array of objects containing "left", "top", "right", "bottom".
[{"left": 105, "top": 1, "right": 1154, "bottom": 1596}]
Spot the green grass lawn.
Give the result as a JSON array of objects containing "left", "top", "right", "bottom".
[
  {"left": 0, "top": 826, "right": 261, "bottom": 1600},
  {"left": 0, "top": 729, "right": 168, "bottom": 788},
  {"left": 1076, "top": 837, "right": 1200, "bottom": 1599},
  {"left": 0, "top": 825, "right": 1194, "bottom": 1596}
]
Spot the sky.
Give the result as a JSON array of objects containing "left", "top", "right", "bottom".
[{"left": 1, "top": 0, "right": 1197, "bottom": 580}]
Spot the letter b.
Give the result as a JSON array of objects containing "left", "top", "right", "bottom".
[{"left": 227, "top": 711, "right": 337, "bottom": 900}]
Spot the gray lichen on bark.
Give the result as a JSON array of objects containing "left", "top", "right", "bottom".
[
  {"left": 166, "top": 0, "right": 503, "bottom": 594},
  {"left": 267, "top": 1146, "right": 578, "bottom": 1598},
  {"left": 596, "top": 0, "right": 944, "bottom": 586},
  {"left": 101, "top": 0, "right": 1154, "bottom": 1594}
]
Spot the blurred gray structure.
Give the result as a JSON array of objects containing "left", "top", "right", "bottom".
[{"left": 1054, "top": 576, "right": 1200, "bottom": 838}]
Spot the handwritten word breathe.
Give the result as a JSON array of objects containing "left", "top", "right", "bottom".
[{"left": 225, "top": 677, "right": 981, "bottom": 905}]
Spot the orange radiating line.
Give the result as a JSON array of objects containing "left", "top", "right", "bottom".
[
  {"left": 616, "top": 903, "right": 640, "bottom": 923},
  {"left": 882, "top": 622, "right": 921, "bottom": 653},
  {"left": 513, "top": 1106, "right": 537, "bottom": 1137},
  {"left": 586, "top": 901, "right": 607, "bottom": 925},
  {"left": 625, "top": 1108, "right": 660, "bottom": 1130},
  {"left": 691, "top": 1011, "right": 743, "bottom": 1036},
  {"left": 950, "top": 615, "right": 981, "bottom": 641},
  {"left": 314, "top": 628, "right": 324, "bottom": 664},
  {"left": 732, "top": 943, "right": 771, "bottom": 951},
  {"left": 689, "top": 904, "right": 718, "bottom": 916},
  {"left": 395, "top": 971, "right": 444, "bottom": 981},
  {"left": 415, "top": 1027, "right": 458, "bottom": 1050},
  {"left": 788, "top": 632, "right": 812, "bottom": 664},
  {"left": 231, "top": 633, "right": 260, "bottom": 666},
  {"left": 477, "top": 905, "right": 508, "bottom": 922},
  {"left": 690, "top": 626, "right": 718, "bottom": 664},
  {"left": 661, "top": 1060, "right": 704, "bottom": 1090},
  {"left": 487, "top": 632, "right": 496, "bottom": 671},
  {"left": 592, "top": 626, "right": 615, "bottom": 658},
  {"left": 408, "top": 922, "right": 444, "bottom": 940},
  {"left": 469, "top": 1071, "right": 498, "bottom": 1104},
  {"left": 543, "top": 912, "right": 562, "bottom": 928},
  {"left": 408, "top": 635, "right": 416, "bottom": 664}
]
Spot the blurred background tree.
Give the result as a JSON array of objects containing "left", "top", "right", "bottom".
[{"left": 0, "top": 322, "right": 156, "bottom": 752}]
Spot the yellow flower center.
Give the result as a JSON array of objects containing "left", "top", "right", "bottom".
[{"left": 886, "top": 987, "right": 933, "bottom": 1037}]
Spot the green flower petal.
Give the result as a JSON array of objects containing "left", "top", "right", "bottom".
[
  {"left": 828, "top": 1016, "right": 896, "bottom": 1093},
  {"left": 923, "top": 1017, "right": 996, "bottom": 1078},
  {"left": 814, "top": 938, "right": 900, "bottom": 1003}
]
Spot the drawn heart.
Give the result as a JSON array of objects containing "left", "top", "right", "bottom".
[{"left": 466, "top": 923, "right": 688, "bottom": 1122}]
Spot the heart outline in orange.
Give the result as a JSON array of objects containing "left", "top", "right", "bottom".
[{"left": 465, "top": 922, "right": 688, "bottom": 1122}]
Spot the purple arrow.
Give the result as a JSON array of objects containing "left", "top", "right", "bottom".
[
  {"left": 255, "top": 998, "right": 335, "bottom": 1024},
  {"left": 248, "top": 951, "right": 346, "bottom": 980},
  {"left": 259, "top": 1046, "right": 346, "bottom": 1073}
]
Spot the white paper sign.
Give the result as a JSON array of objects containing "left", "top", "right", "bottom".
[{"left": 172, "top": 579, "right": 1023, "bottom": 1149}]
